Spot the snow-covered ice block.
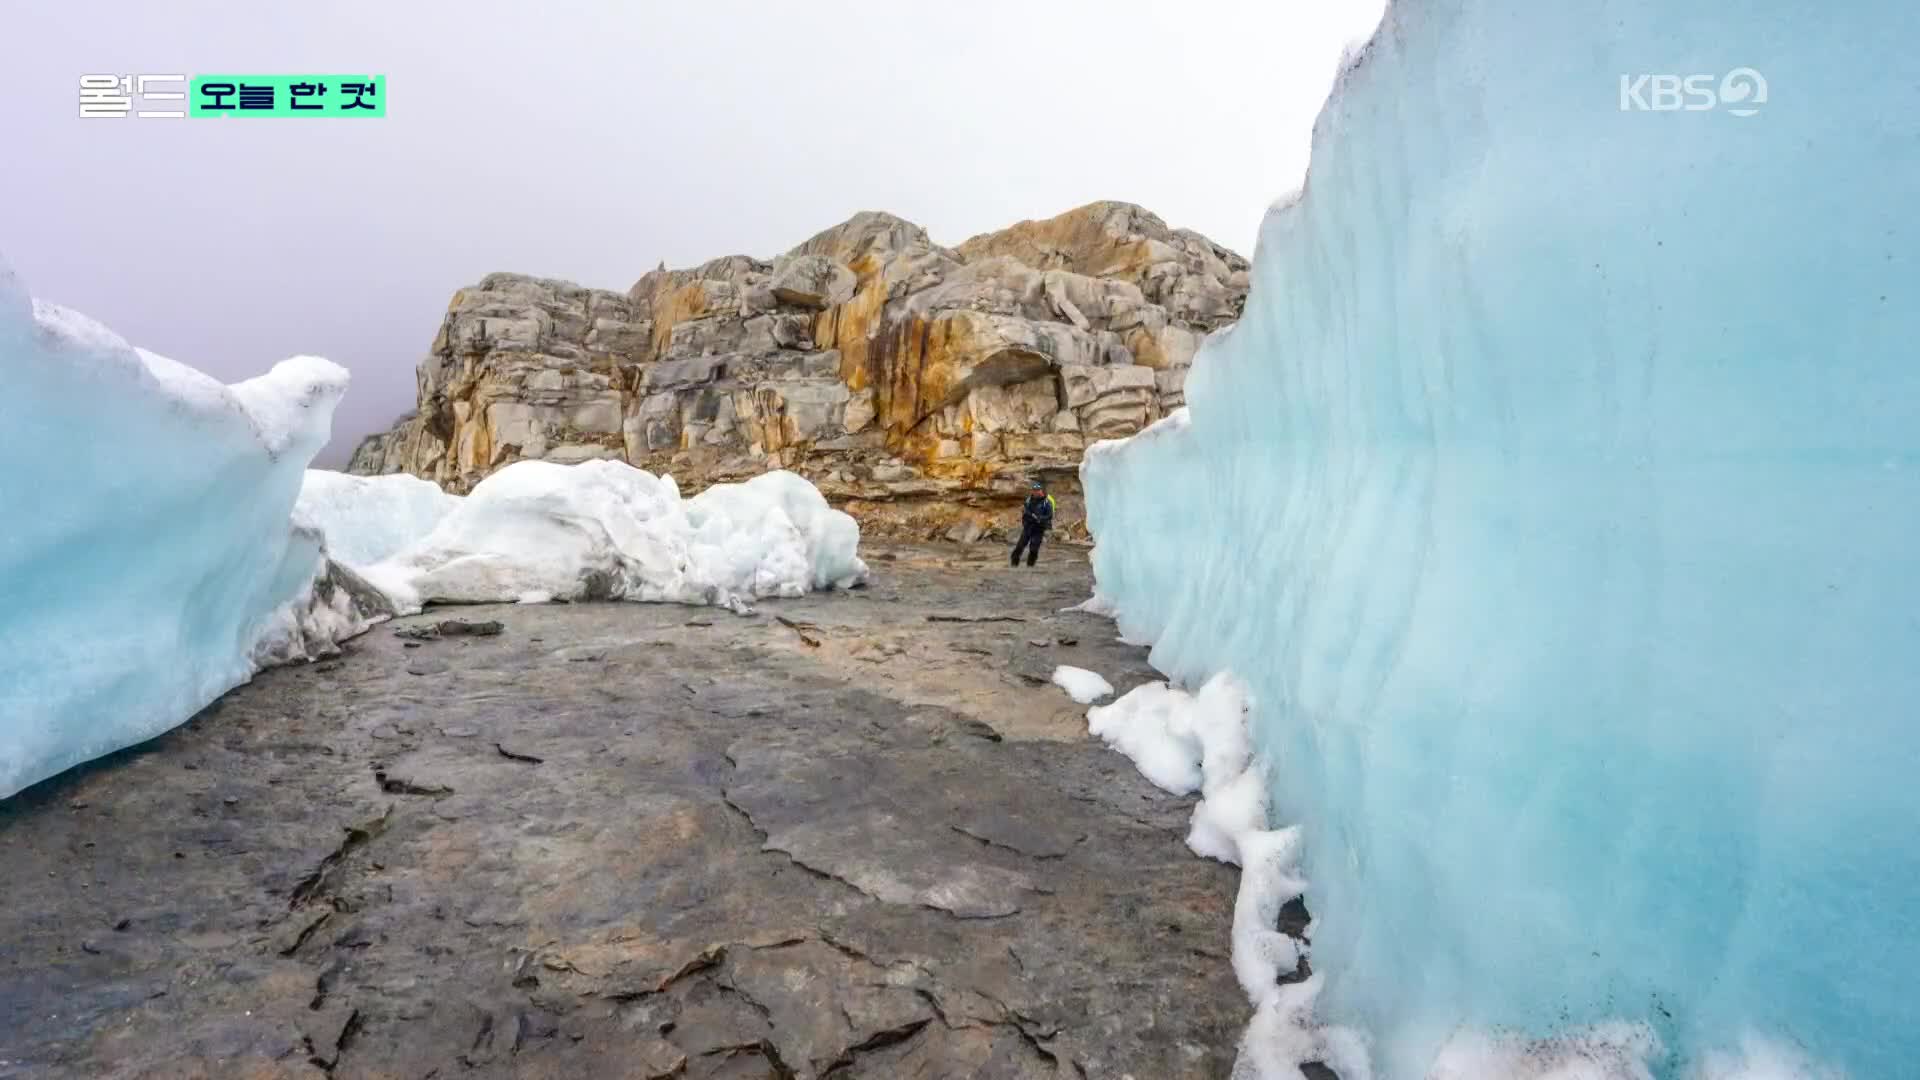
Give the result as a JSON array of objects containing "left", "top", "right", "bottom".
[
  {"left": 360, "top": 461, "right": 867, "bottom": 613},
  {"left": 682, "top": 468, "right": 868, "bottom": 595},
  {"left": 0, "top": 259, "right": 362, "bottom": 798},
  {"left": 1083, "top": 0, "right": 1919, "bottom": 1074},
  {"left": 295, "top": 470, "right": 459, "bottom": 567},
  {"left": 1050, "top": 665, "right": 1114, "bottom": 704}
]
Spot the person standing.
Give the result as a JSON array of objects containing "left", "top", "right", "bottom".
[{"left": 1011, "top": 480, "right": 1056, "bottom": 567}]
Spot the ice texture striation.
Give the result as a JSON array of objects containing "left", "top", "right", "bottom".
[
  {"left": 1083, "top": 0, "right": 1917, "bottom": 1076},
  {"left": 0, "top": 259, "right": 357, "bottom": 798},
  {"left": 358, "top": 461, "right": 868, "bottom": 613}
]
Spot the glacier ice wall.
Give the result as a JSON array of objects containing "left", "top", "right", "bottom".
[
  {"left": 1083, "top": 0, "right": 1918, "bottom": 1075},
  {"left": 0, "top": 260, "right": 352, "bottom": 798}
]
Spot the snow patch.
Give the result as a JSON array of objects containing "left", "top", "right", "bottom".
[
  {"left": 1050, "top": 665, "right": 1114, "bottom": 703},
  {"left": 1084, "top": 674, "right": 1253, "bottom": 804},
  {"left": 1060, "top": 589, "right": 1118, "bottom": 617},
  {"left": 1085, "top": 681, "right": 1205, "bottom": 794}
]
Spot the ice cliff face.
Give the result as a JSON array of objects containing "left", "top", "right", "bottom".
[
  {"left": 1084, "top": 0, "right": 1918, "bottom": 1076},
  {"left": 347, "top": 201, "right": 1248, "bottom": 541},
  {"left": 0, "top": 260, "right": 373, "bottom": 798}
]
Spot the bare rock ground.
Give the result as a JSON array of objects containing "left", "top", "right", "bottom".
[{"left": 0, "top": 544, "right": 1246, "bottom": 1079}]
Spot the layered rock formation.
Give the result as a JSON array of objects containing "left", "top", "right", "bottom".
[{"left": 348, "top": 201, "right": 1249, "bottom": 539}]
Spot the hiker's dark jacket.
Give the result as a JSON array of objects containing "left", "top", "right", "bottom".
[{"left": 1022, "top": 493, "right": 1056, "bottom": 532}]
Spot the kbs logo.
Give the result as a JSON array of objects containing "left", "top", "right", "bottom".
[{"left": 1619, "top": 68, "right": 1767, "bottom": 117}]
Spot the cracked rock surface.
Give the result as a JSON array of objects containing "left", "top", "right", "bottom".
[{"left": 0, "top": 544, "right": 1242, "bottom": 1078}]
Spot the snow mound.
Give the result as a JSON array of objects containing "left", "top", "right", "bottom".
[
  {"left": 1086, "top": 681, "right": 1206, "bottom": 793},
  {"left": 1050, "top": 665, "right": 1114, "bottom": 703},
  {"left": 295, "top": 470, "right": 459, "bottom": 567},
  {"left": 1085, "top": 674, "right": 1252, "bottom": 801},
  {"left": 0, "top": 258, "right": 365, "bottom": 798},
  {"left": 359, "top": 461, "right": 867, "bottom": 613}
]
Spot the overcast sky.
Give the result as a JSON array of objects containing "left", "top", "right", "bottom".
[{"left": 3, "top": 0, "right": 1383, "bottom": 465}]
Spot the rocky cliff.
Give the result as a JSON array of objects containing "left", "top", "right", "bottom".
[{"left": 348, "top": 201, "right": 1249, "bottom": 539}]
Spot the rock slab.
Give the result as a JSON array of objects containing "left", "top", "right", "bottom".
[{"left": 0, "top": 545, "right": 1243, "bottom": 1079}]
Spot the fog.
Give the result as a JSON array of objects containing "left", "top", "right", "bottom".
[{"left": 2, "top": 0, "right": 1383, "bottom": 465}]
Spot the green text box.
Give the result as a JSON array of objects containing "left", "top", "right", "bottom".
[{"left": 190, "top": 75, "right": 385, "bottom": 117}]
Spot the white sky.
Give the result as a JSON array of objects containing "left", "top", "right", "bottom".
[{"left": 1, "top": 0, "right": 1385, "bottom": 463}]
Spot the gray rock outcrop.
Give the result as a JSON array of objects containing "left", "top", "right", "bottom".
[{"left": 348, "top": 201, "right": 1249, "bottom": 539}]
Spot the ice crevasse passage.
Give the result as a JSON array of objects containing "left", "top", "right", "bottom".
[{"left": 1082, "top": 0, "right": 1918, "bottom": 1077}]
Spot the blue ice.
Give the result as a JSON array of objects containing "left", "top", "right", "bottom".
[
  {"left": 0, "top": 259, "right": 350, "bottom": 798},
  {"left": 1084, "top": 0, "right": 1919, "bottom": 1075}
]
